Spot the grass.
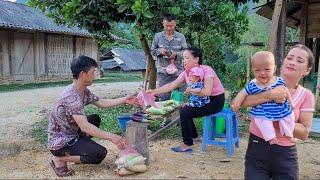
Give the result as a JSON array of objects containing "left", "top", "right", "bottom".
[
  {"left": 32, "top": 115, "right": 49, "bottom": 146},
  {"left": 32, "top": 104, "right": 183, "bottom": 145},
  {"left": 310, "top": 135, "right": 320, "bottom": 142},
  {"left": 0, "top": 72, "right": 142, "bottom": 93}
]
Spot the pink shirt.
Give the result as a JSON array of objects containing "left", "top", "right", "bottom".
[
  {"left": 178, "top": 65, "right": 225, "bottom": 96},
  {"left": 249, "top": 85, "right": 315, "bottom": 146}
]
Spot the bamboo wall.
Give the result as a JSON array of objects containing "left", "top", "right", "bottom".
[
  {"left": 47, "top": 34, "right": 73, "bottom": 78},
  {"left": 0, "top": 30, "right": 98, "bottom": 84}
]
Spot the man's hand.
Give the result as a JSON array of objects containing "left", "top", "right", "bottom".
[
  {"left": 268, "top": 86, "right": 287, "bottom": 103},
  {"left": 159, "top": 48, "right": 168, "bottom": 56},
  {"left": 111, "top": 135, "right": 126, "bottom": 150},
  {"left": 124, "top": 94, "right": 139, "bottom": 106},
  {"left": 169, "top": 51, "right": 177, "bottom": 60}
]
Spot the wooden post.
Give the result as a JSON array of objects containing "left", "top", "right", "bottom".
[
  {"left": 246, "top": 50, "right": 251, "bottom": 84},
  {"left": 269, "top": 0, "right": 287, "bottom": 75},
  {"left": 299, "top": 2, "right": 308, "bottom": 45},
  {"left": 126, "top": 121, "right": 149, "bottom": 165},
  {"left": 268, "top": 0, "right": 283, "bottom": 52},
  {"left": 143, "top": 55, "right": 149, "bottom": 91}
]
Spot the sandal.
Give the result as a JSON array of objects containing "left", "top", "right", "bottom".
[
  {"left": 171, "top": 146, "right": 193, "bottom": 153},
  {"left": 50, "top": 160, "right": 75, "bottom": 177}
]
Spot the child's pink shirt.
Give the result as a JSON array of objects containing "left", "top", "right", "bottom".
[
  {"left": 249, "top": 85, "right": 315, "bottom": 146},
  {"left": 178, "top": 65, "right": 225, "bottom": 96}
]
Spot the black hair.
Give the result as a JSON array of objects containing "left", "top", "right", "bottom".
[
  {"left": 70, "top": 55, "right": 98, "bottom": 79},
  {"left": 186, "top": 46, "right": 203, "bottom": 64},
  {"left": 163, "top": 13, "right": 176, "bottom": 21}
]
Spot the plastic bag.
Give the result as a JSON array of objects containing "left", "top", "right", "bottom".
[
  {"left": 166, "top": 59, "right": 178, "bottom": 75},
  {"left": 115, "top": 142, "right": 147, "bottom": 176},
  {"left": 137, "top": 91, "right": 161, "bottom": 111}
]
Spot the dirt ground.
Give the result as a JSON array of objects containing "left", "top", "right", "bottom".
[{"left": 0, "top": 82, "right": 320, "bottom": 179}]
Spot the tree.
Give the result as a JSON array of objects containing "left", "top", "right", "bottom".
[{"left": 28, "top": 0, "right": 249, "bottom": 89}]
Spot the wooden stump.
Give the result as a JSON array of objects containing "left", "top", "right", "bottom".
[{"left": 126, "top": 121, "right": 149, "bottom": 165}]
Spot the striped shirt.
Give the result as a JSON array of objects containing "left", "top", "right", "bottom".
[
  {"left": 245, "top": 77, "right": 292, "bottom": 121},
  {"left": 249, "top": 85, "right": 315, "bottom": 146}
]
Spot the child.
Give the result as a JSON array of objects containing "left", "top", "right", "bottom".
[
  {"left": 231, "top": 51, "right": 294, "bottom": 144},
  {"left": 184, "top": 67, "right": 210, "bottom": 107}
]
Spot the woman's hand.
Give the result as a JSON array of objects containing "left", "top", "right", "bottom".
[
  {"left": 268, "top": 86, "right": 287, "bottom": 103},
  {"left": 145, "top": 89, "right": 156, "bottom": 96},
  {"left": 124, "top": 94, "right": 139, "bottom": 106},
  {"left": 184, "top": 87, "right": 192, "bottom": 95}
]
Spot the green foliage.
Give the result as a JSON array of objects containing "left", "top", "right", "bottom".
[
  {"left": 224, "top": 58, "right": 248, "bottom": 99},
  {"left": 28, "top": 0, "right": 129, "bottom": 43},
  {"left": 101, "top": 22, "right": 142, "bottom": 50},
  {"left": 179, "top": 1, "right": 249, "bottom": 80},
  {"left": 28, "top": 0, "right": 249, "bottom": 49}
]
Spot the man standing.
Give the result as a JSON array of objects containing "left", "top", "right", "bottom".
[
  {"left": 48, "top": 55, "right": 137, "bottom": 177},
  {"left": 151, "top": 13, "right": 187, "bottom": 100}
]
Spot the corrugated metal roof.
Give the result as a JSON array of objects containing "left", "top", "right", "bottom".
[
  {"left": 101, "top": 59, "right": 120, "bottom": 70},
  {"left": 112, "top": 48, "right": 146, "bottom": 71},
  {"left": 0, "top": 0, "right": 91, "bottom": 37}
]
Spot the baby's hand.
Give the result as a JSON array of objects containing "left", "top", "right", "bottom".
[{"left": 180, "top": 103, "right": 188, "bottom": 108}]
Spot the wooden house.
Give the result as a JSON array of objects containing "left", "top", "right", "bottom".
[
  {"left": 0, "top": 0, "right": 99, "bottom": 83},
  {"left": 101, "top": 48, "right": 146, "bottom": 72},
  {"left": 100, "top": 48, "right": 146, "bottom": 78}
]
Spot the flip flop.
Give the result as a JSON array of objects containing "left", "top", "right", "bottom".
[
  {"left": 171, "top": 146, "right": 193, "bottom": 153},
  {"left": 50, "top": 160, "right": 75, "bottom": 177}
]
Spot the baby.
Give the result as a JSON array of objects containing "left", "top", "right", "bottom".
[
  {"left": 184, "top": 67, "right": 210, "bottom": 107},
  {"left": 231, "top": 51, "right": 294, "bottom": 144}
]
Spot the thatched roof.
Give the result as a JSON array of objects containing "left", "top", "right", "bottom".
[{"left": 0, "top": 0, "right": 91, "bottom": 37}]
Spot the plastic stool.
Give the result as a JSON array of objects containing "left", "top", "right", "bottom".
[
  {"left": 170, "top": 90, "right": 184, "bottom": 103},
  {"left": 201, "top": 108, "right": 240, "bottom": 157}
]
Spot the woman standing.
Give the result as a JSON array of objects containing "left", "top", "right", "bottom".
[
  {"left": 147, "top": 46, "right": 225, "bottom": 152},
  {"left": 242, "top": 44, "right": 315, "bottom": 180}
]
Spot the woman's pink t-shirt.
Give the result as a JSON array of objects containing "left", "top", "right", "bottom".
[
  {"left": 249, "top": 85, "right": 315, "bottom": 146},
  {"left": 178, "top": 65, "right": 225, "bottom": 96}
]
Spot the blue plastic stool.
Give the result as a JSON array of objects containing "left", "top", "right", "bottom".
[{"left": 200, "top": 108, "right": 240, "bottom": 157}]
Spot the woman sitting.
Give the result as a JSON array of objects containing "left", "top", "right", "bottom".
[{"left": 147, "top": 46, "right": 225, "bottom": 152}]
